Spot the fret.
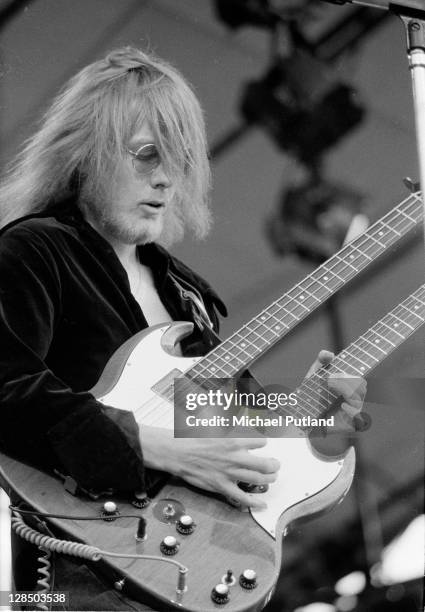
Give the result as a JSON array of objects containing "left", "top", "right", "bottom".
[
  {"left": 325, "top": 267, "right": 346, "bottom": 283},
  {"left": 296, "top": 389, "right": 329, "bottom": 418},
  {"left": 182, "top": 200, "right": 421, "bottom": 380},
  {"left": 287, "top": 294, "right": 311, "bottom": 313},
  {"left": 285, "top": 294, "right": 315, "bottom": 315},
  {"left": 219, "top": 353, "right": 242, "bottom": 369},
  {"left": 292, "top": 292, "right": 318, "bottom": 309},
  {"left": 370, "top": 225, "right": 393, "bottom": 245},
  {"left": 346, "top": 242, "right": 372, "bottom": 262},
  {"left": 370, "top": 329, "right": 396, "bottom": 348},
  {"left": 315, "top": 269, "right": 342, "bottom": 287},
  {"left": 365, "top": 232, "right": 386, "bottom": 250},
  {"left": 305, "top": 379, "right": 339, "bottom": 413},
  {"left": 330, "top": 255, "right": 358, "bottom": 280},
  {"left": 266, "top": 305, "right": 296, "bottom": 327},
  {"left": 334, "top": 252, "right": 359, "bottom": 274},
  {"left": 267, "top": 302, "right": 284, "bottom": 317},
  {"left": 348, "top": 348, "right": 378, "bottom": 371},
  {"left": 262, "top": 311, "right": 290, "bottom": 332},
  {"left": 231, "top": 334, "right": 257, "bottom": 357},
  {"left": 379, "top": 219, "right": 402, "bottom": 237},
  {"left": 410, "top": 191, "right": 423, "bottom": 204},
  {"left": 200, "top": 354, "right": 232, "bottom": 372},
  {"left": 295, "top": 287, "right": 322, "bottom": 304},
  {"left": 201, "top": 364, "right": 228, "bottom": 377},
  {"left": 295, "top": 376, "right": 331, "bottom": 412},
  {"left": 336, "top": 349, "right": 369, "bottom": 372},
  {"left": 297, "top": 380, "right": 325, "bottom": 406},
  {"left": 351, "top": 340, "right": 381, "bottom": 363},
  {"left": 388, "top": 312, "right": 414, "bottom": 332},
  {"left": 398, "top": 303, "right": 424, "bottom": 324},
  {"left": 208, "top": 345, "right": 232, "bottom": 361},
  {"left": 328, "top": 360, "right": 355, "bottom": 375},
  {"left": 251, "top": 320, "right": 280, "bottom": 341},
  {"left": 269, "top": 320, "right": 289, "bottom": 335},
  {"left": 244, "top": 325, "right": 273, "bottom": 348},
  {"left": 309, "top": 272, "right": 334, "bottom": 295},
  {"left": 379, "top": 320, "right": 406, "bottom": 340},
  {"left": 241, "top": 323, "right": 271, "bottom": 346},
  {"left": 273, "top": 306, "right": 300, "bottom": 324},
  {"left": 360, "top": 335, "right": 387, "bottom": 356},
  {"left": 397, "top": 207, "right": 417, "bottom": 224},
  {"left": 189, "top": 361, "right": 223, "bottom": 377}
]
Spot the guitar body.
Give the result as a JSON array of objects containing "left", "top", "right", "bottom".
[
  {"left": 0, "top": 322, "right": 355, "bottom": 612},
  {"left": 1, "top": 197, "right": 423, "bottom": 609}
]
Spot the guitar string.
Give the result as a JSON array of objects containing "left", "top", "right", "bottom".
[
  {"left": 300, "top": 289, "right": 425, "bottom": 391},
  {"left": 193, "top": 200, "right": 420, "bottom": 378},
  {"left": 139, "top": 198, "right": 417, "bottom": 412},
  {"left": 188, "top": 194, "right": 422, "bottom": 380},
  {"left": 128, "top": 202, "right": 420, "bottom": 428},
  {"left": 136, "top": 265, "right": 425, "bottom": 430},
  {"left": 188, "top": 201, "right": 421, "bottom": 382},
  {"left": 136, "top": 291, "right": 425, "bottom": 430},
  {"left": 255, "top": 294, "right": 425, "bottom": 423},
  {"left": 131, "top": 288, "right": 425, "bottom": 431},
  {"left": 192, "top": 193, "right": 420, "bottom": 368},
  {"left": 296, "top": 289, "right": 425, "bottom": 418},
  {"left": 119, "top": 197, "right": 422, "bottom": 427},
  {"left": 283, "top": 295, "right": 425, "bottom": 427}
]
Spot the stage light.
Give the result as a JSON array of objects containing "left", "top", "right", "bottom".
[
  {"left": 240, "top": 50, "right": 365, "bottom": 163},
  {"left": 370, "top": 514, "right": 424, "bottom": 586},
  {"left": 213, "top": 0, "right": 277, "bottom": 29},
  {"left": 294, "top": 603, "right": 336, "bottom": 612},
  {"left": 335, "top": 571, "right": 367, "bottom": 596},
  {"left": 335, "top": 594, "right": 358, "bottom": 611},
  {"left": 266, "top": 174, "right": 366, "bottom": 263}
]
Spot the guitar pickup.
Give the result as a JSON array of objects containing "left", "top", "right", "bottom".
[{"left": 151, "top": 368, "right": 184, "bottom": 402}]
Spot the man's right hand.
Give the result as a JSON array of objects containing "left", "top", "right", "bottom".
[{"left": 139, "top": 427, "right": 280, "bottom": 510}]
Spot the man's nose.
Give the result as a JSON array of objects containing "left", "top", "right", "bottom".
[{"left": 149, "top": 163, "right": 172, "bottom": 189}]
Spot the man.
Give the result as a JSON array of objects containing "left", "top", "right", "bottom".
[{"left": 0, "top": 47, "right": 365, "bottom": 610}]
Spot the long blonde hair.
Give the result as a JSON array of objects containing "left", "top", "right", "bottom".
[{"left": 0, "top": 47, "right": 212, "bottom": 243}]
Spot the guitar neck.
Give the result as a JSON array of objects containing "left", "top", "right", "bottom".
[
  {"left": 187, "top": 192, "right": 422, "bottom": 380},
  {"left": 295, "top": 284, "right": 425, "bottom": 424}
]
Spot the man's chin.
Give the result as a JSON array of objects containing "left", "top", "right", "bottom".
[
  {"left": 134, "top": 222, "right": 163, "bottom": 245},
  {"left": 109, "top": 220, "right": 163, "bottom": 246}
]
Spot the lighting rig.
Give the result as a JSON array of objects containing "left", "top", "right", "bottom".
[
  {"left": 211, "top": 4, "right": 424, "bottom": 612},
  {"left": 211, "top": 0, "right": 390, "bottom": 262}
]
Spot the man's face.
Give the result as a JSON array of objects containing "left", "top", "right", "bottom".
[{"left": 83, "top": 122, "right": 175, "bottom": 246}]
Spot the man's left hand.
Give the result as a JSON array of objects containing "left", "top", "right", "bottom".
[{"left": 306, "top": 350, "right": 367, "bottom": 433}]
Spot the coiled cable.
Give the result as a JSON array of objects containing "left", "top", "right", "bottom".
[
  {"left": 11, "top": 511, "right": 102, "bottom": 560},
  {"left": 35, "top": 546, "right": 51, "bottom": 612},
  {"left": 11, "top": 509, "right": 189, "bottom": 602}
]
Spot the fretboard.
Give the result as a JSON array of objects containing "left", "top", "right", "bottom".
[
  {"left": 187, "top": 192, "right": 422, "bottom": 380},
  {"left": 294, "top": 284, "right": 425, "bottom": 425}
]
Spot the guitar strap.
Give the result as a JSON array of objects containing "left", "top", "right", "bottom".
[{"left": 168, "top": 270, "right": 216, "bottom": 334}]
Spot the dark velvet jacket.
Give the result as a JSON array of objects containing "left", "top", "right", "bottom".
[{"left": 0, "top": 200, "right": 227, "bottom": 495}]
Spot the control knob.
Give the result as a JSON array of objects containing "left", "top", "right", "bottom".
[
  {"left": 239, "top": 569, "right": 257, "bottom": 589},
  {"left": 211, "top": 583, "right": 230, "bottom": 605},
  {"left": 176, "top": 514, "right": 195, "bottom": 535},
  {"left": 160, "top": 535, "right": 179, "bottom": 556}
]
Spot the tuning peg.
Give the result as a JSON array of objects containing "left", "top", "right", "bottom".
[{"left": 403, "top": 177, "right": 420, "bottom": 192}]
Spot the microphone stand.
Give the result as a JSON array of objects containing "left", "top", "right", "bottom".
[
  {"left": 403, "top": 15, "right": 425, "bottom": 254},
  {"left": 324, "top": 1, "right": 425, "bottom": 255}
]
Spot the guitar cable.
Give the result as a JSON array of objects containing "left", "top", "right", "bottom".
[{"left": 10, "top": 506, "right": 189, "bottom": 604}]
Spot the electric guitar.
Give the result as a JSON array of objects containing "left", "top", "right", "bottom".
[
  {"left": 0, "top": 192, "right": 423, "bottom": 612},
  {"left": 1, "top": 286, "right": 424, "bottom": 612}
]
